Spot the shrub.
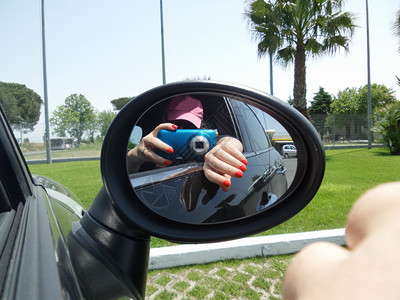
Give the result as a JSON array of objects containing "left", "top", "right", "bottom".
[{"left": 373, "top": 101, "right": 400, "bottom": 155}]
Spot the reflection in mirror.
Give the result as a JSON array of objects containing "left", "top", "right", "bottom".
[{"left": 126, "top": 93, "right": 297, "bottom": 224}]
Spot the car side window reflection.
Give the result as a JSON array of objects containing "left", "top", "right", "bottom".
[{"left": 230, "top": 100, "right": 270, "bottom": 152}]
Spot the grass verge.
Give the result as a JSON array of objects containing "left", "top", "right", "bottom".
[{"left": 28, "top": 148, "right": 400, "bottom": 247}]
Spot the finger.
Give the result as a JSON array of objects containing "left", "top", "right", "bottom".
[
  {"left": 283, "top": 242, "right": 350, "bottom": 300},
  {"left": 205, "top": 150, "right": 244, "bottom": 178},
  {"left": 203, "top": 163, "right": 232, "bottom": 192},
  {"left": 217, "top": 137, "right": 245, "bottom": 161},
  {"left": 139, "top": 144, "right": 171, "bottom": 167},
  {"left": 211, "top": 146, "right": 247, "bottom": 171},
  {"left": 152, "top": 123, "right": 178, "bottom": 137},
  {"left": 143, "top": 123, "right": 177, "bottom": 154},
  {"left": 346, "top": 182, "right": 400, "bottom": 249}
]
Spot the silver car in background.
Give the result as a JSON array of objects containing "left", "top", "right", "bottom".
[{"left": 282, "top": 144, "right": 297, "bottom": 158}]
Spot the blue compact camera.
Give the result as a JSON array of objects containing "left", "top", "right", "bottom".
[{"left": 157, "top": 129, "right": 217, "bottom": 163}]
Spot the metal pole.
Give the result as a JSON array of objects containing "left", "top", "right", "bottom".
[
  {"left": 366, "top": 0, "right": 372, "bottom": 149},
  {"left": 269, "top": 52, "right": 274, "bottom": 95},
  {"left": 160, "top": 0, "right": 166, "bottom": 84},
  {"left": 41, "top": 0, "right": 51, "bottom": 163}
]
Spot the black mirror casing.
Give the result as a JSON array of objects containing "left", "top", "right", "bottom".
[{"left": 87, "top": 81, "right": 325, "bottom": 243}]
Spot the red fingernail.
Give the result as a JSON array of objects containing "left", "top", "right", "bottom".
[
  {"left": 167, "top": 147, "right": 174, "bottom": 154},
  {"left": 242, "top": 158, "right": 248, "bottom": 165},
  {"left": 223, "top": 180, "right": 231, "bottom": 187},
  {"left": 164, "top": 160, "right": 171, "bottom": 166},
  {"left": 235, "top": 170, "right": 243, "bottom": 178},
  {"left": 171, "top": 124, "right": 178, "bottom": 129},
  {"left": 239, "top": 164, "right": 247, "bottom": 172}
]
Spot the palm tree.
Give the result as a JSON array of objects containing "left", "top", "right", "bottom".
[
  {"left": 246, "top": 0, "right": 356, "bottom": 118},
  {"left": 373, "top": 101, "right": 400, "bottom": 155},
  {"left": 393, "top": 9, "right": 400, "bottom": 86},
  {"left": 393, "top": 9, "right": 400, "bottom": 53}
]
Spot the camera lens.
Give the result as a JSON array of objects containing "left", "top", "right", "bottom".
[
  {"left": 189, "top": 135, "right": 209, "bottom": 155},
  {"left": 195, "top": 141, "right": 204, "bottom": 149}
]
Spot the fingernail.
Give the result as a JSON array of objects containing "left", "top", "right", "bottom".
[
  {"left": 235, "top": 170, "right": 243, "bottom": 178},
  {"left": 171, "top": 124, "right": 178, "bottom": 129},
  {"left": 239, "top": 164, "right": 247, "bottom": 172},
  {"left": 164, "top": 160, "right": 171, "bottom": 166},
  {"left": 223, "top": 180, "right": 231, "bottom": 187},
  {"left": 242, "top": 158, "right": 248, "bottom": 165},
  {"left": 167, "top": 147, "right": 174, "bottom": 154}
]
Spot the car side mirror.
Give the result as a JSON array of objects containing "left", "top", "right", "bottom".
[
  {"left": 73, "top": 81, "right": 325, "bottom": 299},
  {"left": 87, "top": 81, "right": 325, "bottom": 242}
]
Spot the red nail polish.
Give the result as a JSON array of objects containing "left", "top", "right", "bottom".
[
  {"left": 164, "top": 160, "right": 171, "bottom": 166},
  {"left": 171, "top": 124, "right": 178, "bottom": 129},
  {"left": 242, "top": 158, "right": 248, "bottom": 165},
  {"left": 239, "top": 165, "right": 247, "bottom": 172},
  {"left": 223, "top": 180, "right": 231, "bottom": 187},
  {"left": 167, "top": 147, "right": 174, "bottom": 154},
  {"left": 235, "top": 170, "right": 243, "bottom": 178}
]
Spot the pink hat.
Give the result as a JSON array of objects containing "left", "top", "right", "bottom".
[{"left": 167, "top": 95, "right": 203, "bottom": 128}]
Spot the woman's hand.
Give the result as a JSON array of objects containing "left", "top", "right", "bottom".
[
  {"left": 203, "top": 137, "right": 247, "bottom": 192},
  {"left": 127, "top": 123, "right": 177, "bottom": 173}
]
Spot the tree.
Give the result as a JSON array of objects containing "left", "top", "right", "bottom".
[
  {"left": 393, "top": 9, "right": 400, "bottom": 53},
  {"left": 331, "top": 84, "right": 396, "bottom": 116},
  {"left": 309, "top": 87, "right": 333, "bottom": 138},
  {"left": 393, "top": 10, "right": 400, "bottom": 84},
  {"left": 0, "top": 81, "right": 43, "bottom": 128},
  {"left": 50, "top": 94, "right": 95, "bottom": 144},
  {"left": 246, "top": 0, "right": 356, "bottom": 117},
  {"left": 111, "top": 97, "right": 133, "bottom": 111},
  {"left": 97, "top": 110, "right": 116, "bottom": 138},
  {"left": 373, "top": 101, "right": 400, "bottom": 155},
  {"left": 328, "top": 84, "right": 396, "bottom": 140}
]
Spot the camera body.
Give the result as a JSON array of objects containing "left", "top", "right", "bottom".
[{"left": 157, "top": 129, "right": 217, "bottom": 163}]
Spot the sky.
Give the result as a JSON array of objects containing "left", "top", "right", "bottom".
[{"left": 1, "top": 0, "right": 400, "bottom": 140}]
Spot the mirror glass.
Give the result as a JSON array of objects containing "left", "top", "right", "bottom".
[{"left": 126, "top": 93, "right": 298, "bottom": 224}]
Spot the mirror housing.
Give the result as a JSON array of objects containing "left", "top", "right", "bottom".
[{"left": 85, "top": 81, "right": 325, "bottom": 244}]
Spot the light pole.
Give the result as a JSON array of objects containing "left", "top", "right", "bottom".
[
  {"left": 366, "top": 0, "right": 372, "bottom": 149},
  {"left": 269, "top": 52, "right": 274, "bottom": 95},
  {"left": 41, "top": 0, "right": 51, "bottom": 163},
  {"left": 160, "top": 0, "right": 166, "bottom": 84}
]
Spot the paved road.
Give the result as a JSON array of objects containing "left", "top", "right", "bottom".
[{"left": 283, "top": 157, "right": 297, "bottom": 187}]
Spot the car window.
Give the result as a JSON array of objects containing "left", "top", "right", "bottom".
[{"left": 229, "top": 100, "right": 270, "bottom": 152}]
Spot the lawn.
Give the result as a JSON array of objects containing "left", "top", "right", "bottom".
[{"left": 28, "top": 148, "right": 400, "bottom": 247}]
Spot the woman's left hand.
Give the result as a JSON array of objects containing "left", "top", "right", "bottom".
[{"left": 203, "top": 137, "right": 247, "bottom": 192}]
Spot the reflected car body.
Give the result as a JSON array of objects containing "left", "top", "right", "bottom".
[
  {"left": 282, "top": 145, "right": 297, "bottom": 158},
  {"left": 132, "top": 97, "right": 289, "bottom": 224}
]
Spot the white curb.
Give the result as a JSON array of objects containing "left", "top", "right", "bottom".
[{"left": 148, "top": 228, "right": 345, "bottom": 270}]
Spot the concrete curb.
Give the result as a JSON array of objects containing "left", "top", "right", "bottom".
[{"left": 148, "top": 228, "right": 345, "bottom": 270}]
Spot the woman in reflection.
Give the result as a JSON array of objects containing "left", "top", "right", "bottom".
[{"left": 127, "top": 95, "right": 247, "bottom": 192}]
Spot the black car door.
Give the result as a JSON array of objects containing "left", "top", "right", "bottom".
[
  {"left": 227, "top": 99, "right": 288, "bottom": 213},
  {"left": 0, "top": 106, "right": 82, "bottom": 299}
]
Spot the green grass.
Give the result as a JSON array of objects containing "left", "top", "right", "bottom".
[
  {"left": 24, "top": 141, "right": 102, "bottom": 161},
  {"left": 264, "top": 148, "right": 400, "bottom": 236},
  {"left": 28, "top": 148, "right": 400, "bottom": 246},
  {"left": 29, "top": 160, "right": 102, "bottom": 209}
]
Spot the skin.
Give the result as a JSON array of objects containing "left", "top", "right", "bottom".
[
  {"left": 127, "top": 122, "right": 247, "bottom": 191},
  {"left": 282, "top": 182, "right": 400, "bottom": 300}
]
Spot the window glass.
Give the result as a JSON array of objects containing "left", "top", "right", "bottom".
[{"left": 230, "top": 100, "right": 270, "bottom": 152}]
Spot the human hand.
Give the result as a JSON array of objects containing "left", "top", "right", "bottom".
[
  {"left": 282, "top": 182, "right": 400, "bottom": 300},
  {"left": 203, "top": 136, "right": 247, "bottom": 192},
  {"left": 127, "top": 123, "right": 177, "bottom": 173}
]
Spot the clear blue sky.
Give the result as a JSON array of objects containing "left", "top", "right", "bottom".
[{"left": 1, "top": 0, "right": 399, "bottom": 117}]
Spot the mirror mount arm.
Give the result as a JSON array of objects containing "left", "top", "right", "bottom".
[{"left": 73, "top": 186, "right": 150, "bottom": 299}]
